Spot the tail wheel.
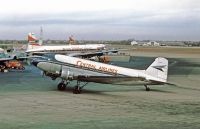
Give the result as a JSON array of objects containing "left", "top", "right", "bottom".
[{"left": 144, "top": 85, "right": 150, "bottom": 91}]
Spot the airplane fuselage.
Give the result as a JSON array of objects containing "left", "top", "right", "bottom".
[
  {"left": 32, "top": 55, "right": 167, "bottom": 86},
  {"left": 26, "top": 44, "right": 106, "bottom": 54}
]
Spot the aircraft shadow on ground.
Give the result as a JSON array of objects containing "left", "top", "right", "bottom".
[
  {"left": 51, "top": 86, "right": 121, "bottom": 97},
  {"left": 50, "top": 85, "right": 175, "bottom": 95}
]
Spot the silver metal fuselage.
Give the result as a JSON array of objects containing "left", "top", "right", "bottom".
[{"left": 33, "top": 61, "right": 163, "bottom": 86}]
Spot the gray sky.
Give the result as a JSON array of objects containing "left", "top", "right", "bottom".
[{"left": 0, "top": 0, "right": 199, "bottom": 40}]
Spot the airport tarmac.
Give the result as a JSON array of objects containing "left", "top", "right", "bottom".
[{"left": 0, "top": 47, "right": 200, "bottom": 129}]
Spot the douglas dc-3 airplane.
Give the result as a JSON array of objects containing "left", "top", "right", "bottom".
[
  {"left": 26, "top": 33, "right": 117, "bottom": 62},
  {"left": 26, "top": 33, "right": 106, "bottom": 55},
  {"left": 32, "top": 54, "right": 169, "bottom": 94}
]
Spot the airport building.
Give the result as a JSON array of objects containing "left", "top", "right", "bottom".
[
  {"left": 131, "top": 41, "right": 138, "bottom": 45},
  {"left": 145, "top": 41, "right": 160, "bottom": 46}
]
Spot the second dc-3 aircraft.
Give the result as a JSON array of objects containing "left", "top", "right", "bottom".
[
  {"left": 26, "top": 33, "right": 118, "bottom": 62},
  {"left": 32, "top": 54, "right": 169, "bottom": 94},
  {"left": 26, "top": 33, "right": 106, "bottom": 55}
]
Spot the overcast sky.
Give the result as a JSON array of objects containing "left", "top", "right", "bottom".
[{"left": 0, "top": 0, "right": 199, "bottom": 40}]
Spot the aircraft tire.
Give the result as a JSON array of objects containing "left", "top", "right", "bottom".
[
  {"left": 57, "top": 83, "right": 66, "bottom": 91},
  {"left": 73, "top": 86, "right": 81, "bottom": 94},
  {"left": 146, "top": 87, "right": 150, "bottom": 91}
]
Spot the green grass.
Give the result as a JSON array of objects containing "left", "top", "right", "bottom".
[{"left": 0, "top": 57, "right": 200, "bottom": 129}]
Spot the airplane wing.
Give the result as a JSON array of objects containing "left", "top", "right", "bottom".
[
  {"left": 0, "top": 57, "right": 14, "bottom": 62},
  {"left": 24, "top": 49, "right": 118, "bottom": 63},
  {"left": 68, "top": 49, "right": 118, "bottom": 58}
]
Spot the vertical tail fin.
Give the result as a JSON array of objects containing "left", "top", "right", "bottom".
[
  {"left": 28, "top": 33, "right": 37, "bottom": 43},
  {"left": 68, "top": 35, "right": 75, "bottom": 45},
  {"left": 146, "top": 57, "right": 168, "bottom": 82},
  {"left": 27, "top": 33, "right": 41, "bottom": 51}
]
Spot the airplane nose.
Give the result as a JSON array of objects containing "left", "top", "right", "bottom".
[{"left": 31, "top": 60, "right": 39, "bottom": 67}]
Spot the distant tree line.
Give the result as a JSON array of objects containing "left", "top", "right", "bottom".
[
  {"left": 0, "top": 40, "right": 27, "bottom": 44},
  {"left": 1, "top": 39, "right": 200, "bottom": 46},
  {"left": 183, "top": 41, "right": 200, "bottom": 46}
]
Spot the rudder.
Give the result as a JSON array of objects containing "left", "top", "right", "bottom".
[
  {"left": 26, "top": 33, "right": 41, "bottom": 51},
  {"left": 146, "top": 57, "right": 168, "bottom": 82}
]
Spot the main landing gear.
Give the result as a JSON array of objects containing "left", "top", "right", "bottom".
[
  {"left": 57, "top": 80, "right": 69, "bottom": 91},
  {"left": 57, "top": 80, "right": 88, "bottom": 94},
  {"left": 73, "top": 81, "right": 88, "bottom": 94},
  {"left": 144, "top": 85, "right": 150, "bottom": 91}
]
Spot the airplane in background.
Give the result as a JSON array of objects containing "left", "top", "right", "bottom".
[
  {"left": 26, "top": 33, "right": 106, "bottom": 55},
  {"left": 25, "top": 33, "right": 118, "bottom": 63},
  {"left": 32, "top": 54, "right": 169, "bottom": 94},
  {"left": 68, "top": 35, "right": 75, "bottom": 45}
]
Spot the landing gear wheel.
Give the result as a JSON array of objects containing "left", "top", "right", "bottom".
[
  {"left": 144, "top": 85, "right": 150, "bottom": 91},
  {"left": 73, "top": 86, "right": 82, "bottom": 94},
  {"left": 146, "top": 87, "right": 150, "bottom": 91},
  {"left": 57, "top": 83, "right": 66, "bottom": 91}
]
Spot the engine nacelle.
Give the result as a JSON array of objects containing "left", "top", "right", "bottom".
[
  {"left": 36, "top": 62, "right": 62, "bottom": 80},
  {"left": 61, "top": 66, "right": 74, "bottom": 80}
]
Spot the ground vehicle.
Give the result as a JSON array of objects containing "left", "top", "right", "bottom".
[
  {"left": 5, "top": 60, "right": 25, "bottom": 70},
  {"left": 0, "top": 60, "right": 25, "bottom": 72}
]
